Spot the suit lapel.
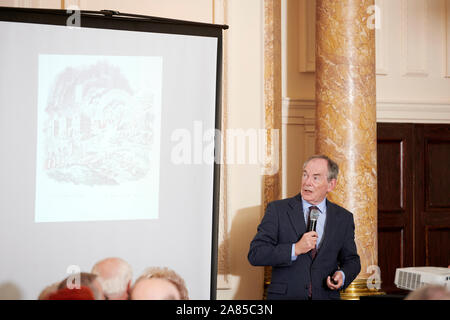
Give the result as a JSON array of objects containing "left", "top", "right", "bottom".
[{"left": 286, "top": 193, "right": 306, "bottom": 238}]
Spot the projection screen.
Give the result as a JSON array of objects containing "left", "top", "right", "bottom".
[{"left": 0, "top": 7, "right": 225, "bottom": 300}]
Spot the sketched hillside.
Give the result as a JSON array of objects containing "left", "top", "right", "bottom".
[{"left": 42, "top": 60, "right": 156, "bottom": 185}]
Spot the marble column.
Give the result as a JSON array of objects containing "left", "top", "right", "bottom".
[{"left": 315, "top": 0, "right": 380, "bottom": 298}]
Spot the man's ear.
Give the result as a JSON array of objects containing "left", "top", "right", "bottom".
[{"left": 327, "top": 178, "right": 337, "bottom": 193}]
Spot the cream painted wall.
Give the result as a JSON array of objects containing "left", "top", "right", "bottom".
[
  {"left": 2, "top": 0, "right": 265, "bottom": 300},
  {"left": 281, "top": 0, "right": 315, "bottom": 198},
  {"left": 283, "top": 0, "right": 450, "bottom": 120},
  {"left": 216, "top": 0, "right": 264, "bottom": 300},
  {"left": 375, "top": 0, "right": 450, "bottom": 122},
  {"left": 0, "top": 0, "right": 60, "bottom": 8},
  {"left": 67, "top": 0, "right": 213, "bottom": 23},
  {"left": 282, "top": 0, "right": 315, "bottom": 101},
  {"left": 282, "top": 0, "right": 450, "bottom": 198},
  {"left": 281, "top": 0, "right": 317, "bottom": 198},
  {"left": 1, "top": 0, "right": 213, "bottom": 22}
]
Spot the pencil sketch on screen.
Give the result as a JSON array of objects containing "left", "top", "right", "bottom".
[{"left": 35, "top": 55, "right": 162, "bottom": 223}]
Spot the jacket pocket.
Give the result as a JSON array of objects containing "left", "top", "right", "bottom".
[{"left": 267, "top": 282, "right": 288, "bottom": 294}]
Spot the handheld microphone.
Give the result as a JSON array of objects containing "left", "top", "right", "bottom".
[{"left": 307, "top": 208, "right": 320, "bottom": 232}]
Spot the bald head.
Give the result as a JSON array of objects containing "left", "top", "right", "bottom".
[
  {"left": 131, "top": 278, "right": 181, "bottom": 300},
  {"left": 91, "top": 257, "right": 132, "bottom": 300}
]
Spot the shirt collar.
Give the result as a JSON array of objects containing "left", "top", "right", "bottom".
[{"left": 301, "top": 197, "right": 327, "bottom": 214}]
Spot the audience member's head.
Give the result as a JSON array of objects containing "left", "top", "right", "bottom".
[
  {"left": 38, "top": 282, "right": 60, "bottom": 300},
  {"left": 47, "top": 286, "right": 95, "bottom": 300},
  {"left": 91, "top": 257, "right": 133, "bottom": 300},
  {"left": 58, "top": 272, "right": 105, "bottom": 300},
  {"left": 131, "top": 267, "right": 189, "bottom": 300},
  {"left": 405, "top": 284, "right": 450, "bottom": 300}
]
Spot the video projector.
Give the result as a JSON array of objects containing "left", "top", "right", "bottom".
[{"left": 394, "top": 267, "right": 450, "bottom": 291}]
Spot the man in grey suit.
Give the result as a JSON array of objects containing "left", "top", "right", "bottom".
[{"left": 248, "top": 155, "right": 361, "bottom": 300}]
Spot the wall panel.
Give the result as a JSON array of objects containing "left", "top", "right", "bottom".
[{"left": 401, "top": 0, "right": 428, "bottom": 77}]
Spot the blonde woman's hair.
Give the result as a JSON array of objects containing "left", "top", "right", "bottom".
[{"left": 134, "top": 266, "right": 189, "bottom": 300}]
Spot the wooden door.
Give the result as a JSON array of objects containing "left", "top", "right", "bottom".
[
  {"left": 414, "top": 125, "right": 450, "bottom": 268},
  {"left": 377, "top": 123, "right": 414, "bottom": 294},
  {"left": 377, "top": 123, "right": 450, "bottom": 294}
]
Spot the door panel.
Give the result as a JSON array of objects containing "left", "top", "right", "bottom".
[{"left": 377, "top": 123, "right": 450, "bottom": 294}]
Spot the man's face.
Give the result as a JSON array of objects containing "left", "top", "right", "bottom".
[{"left": 301, "top": 158, "right": 336, "bottom": 205}]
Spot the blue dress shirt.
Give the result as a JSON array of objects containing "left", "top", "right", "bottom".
[{"left": 291, "top": 197, "right": 345, "bottom": 287}]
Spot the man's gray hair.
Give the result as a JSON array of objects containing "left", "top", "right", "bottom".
[{"left": 303, "top": 154, "right": 339, "bottom": 181}]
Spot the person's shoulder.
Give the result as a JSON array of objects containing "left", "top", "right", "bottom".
[
  {"left": 327, "top": 200, "right": 354, "bottom": 219},
  {"left": 268, "top": 193, "right": 301, "bottom": 210}
]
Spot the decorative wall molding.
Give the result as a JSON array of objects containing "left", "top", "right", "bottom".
[
  {"left": 401, "top": 0, "right": 429, "bottom": 77},
  {"left": 281, "top": 98, "right": 315, "bottom": 198},
  {"left": 63, "top": 0, "right": 81, "bottom": 8},
  {"left": 377, "top": 99, "right": 450, "bottom": 123},
  {"left": 375, "top": 0, "right": 389, "bottom": 75},
  {"left": 298, "top": 0, "right": 316, "bottom": 73},
  {"left": 282, "top": 98, "right": 450, "bottom": 124},
  {"left": 282, "top": 98, "right": 315, "bottom": 131}
]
